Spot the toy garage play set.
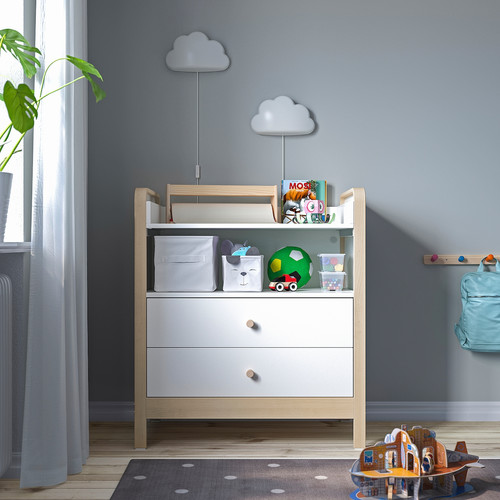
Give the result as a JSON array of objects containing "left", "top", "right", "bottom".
[{"left": 350, "top": 425, "right": 482, "bottom": 499}]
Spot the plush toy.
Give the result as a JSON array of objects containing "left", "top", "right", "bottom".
[{"left": 221, "top": 239, "right": 260, "bottom": 264}]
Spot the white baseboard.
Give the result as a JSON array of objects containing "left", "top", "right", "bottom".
[
  {"left": 89, "top": 401, "right": 500, "bottom": 423},
  {"left": 366, "top": 401, "right": 500, "bottom": 422}
]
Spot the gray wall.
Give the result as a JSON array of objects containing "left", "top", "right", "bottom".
[{"left": 87, "top": 0, "right": 500, "bottom": 404}]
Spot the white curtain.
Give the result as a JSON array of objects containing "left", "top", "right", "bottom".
[{"left": 20, "top": 0, "right": 89, "bottom": 488}]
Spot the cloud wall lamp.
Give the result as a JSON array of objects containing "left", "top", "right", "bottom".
[
  {"left": 166, "top": 32, "right": 230, "bottom": 183},
  {"left": 251, "top": 95, "right": 315, "bottom": 179}
]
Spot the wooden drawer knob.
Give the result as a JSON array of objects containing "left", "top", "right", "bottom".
[
  {"left": 246, "top": 319, "right": 255, "bottom": 328},
  {"left": 246, "top": 369, "right": 255, "bottom": 379}
]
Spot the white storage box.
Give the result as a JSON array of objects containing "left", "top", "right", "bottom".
[
  {"left": 222, "top": 255, "right": 264, "bottom": 291},
  {"left": 154, "top": 236, "right": 219, "bottom": 292}
]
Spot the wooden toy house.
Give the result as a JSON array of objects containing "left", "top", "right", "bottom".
[{"left": 350, "top": 426, "right": 481, "bottom": 499}]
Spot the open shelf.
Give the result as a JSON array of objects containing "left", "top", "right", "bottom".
[
  {"left": 147, "top": 222, "right": 354, "bottom": 230},
  {"left": 147, "top": 288, "right": 354, "bottom": 298},
  {"left": 144, "top": 199, "right": 354, "bottom": 230}
]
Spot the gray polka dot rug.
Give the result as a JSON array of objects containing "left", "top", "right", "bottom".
[
  {"left": 110, "top": 458, "right": 500, "bottom": 499},
  {"left": 111, "top": 459, "right": 352, "bottom": 499}
]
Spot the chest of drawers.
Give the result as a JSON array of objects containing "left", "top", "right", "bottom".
[
  {"left": 147, "top": 297, "right": 353, "bottom": 397},
  {"left": 134, "top": 186, "right": 365, "bottom": 449}
]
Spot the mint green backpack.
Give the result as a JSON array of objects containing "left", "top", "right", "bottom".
[{"left": 454, "top": 258, "right": 500, "bottom": 352}]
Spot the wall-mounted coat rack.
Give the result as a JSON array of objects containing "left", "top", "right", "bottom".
[{"left": 424, "top": 254, "right": 498, "bottom": 265}]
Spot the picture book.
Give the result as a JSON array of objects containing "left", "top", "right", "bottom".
[{"left": 281, "top": 179, "right": 327, "bottom": 223}]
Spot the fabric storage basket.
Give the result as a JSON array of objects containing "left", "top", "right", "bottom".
[
  {"left": 222, "top": 255, "right": 264, "bottom": 291},
  {"left": 154, "top": 236, "right": 219, "bottom": 291}
]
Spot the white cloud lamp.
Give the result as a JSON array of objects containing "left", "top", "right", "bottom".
[
  {"left": 251, "top": 95, "right": 315, "bottom": 179},
  {"left": 166, "top": 31, "right": 230, "bottom": 72},
  {"left": 166, "top": 32, "right": 230, "bottom": 183}
]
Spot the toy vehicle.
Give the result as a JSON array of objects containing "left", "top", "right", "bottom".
[{"left": 269, "top": 274, "right": 298, "bottom": 292}]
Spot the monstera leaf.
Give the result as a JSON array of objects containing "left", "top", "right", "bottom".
[
  {"left": 3, "top": 81, "right": 38, "bottom": 133},
  {"left": 67, "top": 55, "right": 106, "bottom": 102},
  {"left": 0, "top": 29, "right": 41, "bottom": 79}
]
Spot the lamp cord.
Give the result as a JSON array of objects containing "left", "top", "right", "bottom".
[
  {"left": 196, "top": 72, "right": 200, "bottom": 186},
  {"left": 281, "top": 135, "right": 285, "bottom": 180},
  {"left": 196, "top": 72, "right": 200, "bottom": 202}
]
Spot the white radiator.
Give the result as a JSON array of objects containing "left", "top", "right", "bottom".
[{"left": 0, "top": 274, "right": 12, "bottom": 477}]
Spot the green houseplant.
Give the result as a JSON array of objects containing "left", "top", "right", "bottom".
[{"left": 0, "top": 28, "right": 105, "bottom": 240}]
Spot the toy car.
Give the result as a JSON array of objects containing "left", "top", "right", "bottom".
[{"left": 269, "top": 274, "right": 298, "bottom": 292}]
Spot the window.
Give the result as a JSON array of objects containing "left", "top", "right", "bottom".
[{"left": 1, "top": 1, "right": 35, "bottom": 242}]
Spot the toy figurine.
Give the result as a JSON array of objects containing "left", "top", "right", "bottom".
[
  {"left": 421, "top": 451, "right": 435, "bottom": 475},
  {"left": 303, "top": 199, "right": 325, "bottom": 223}
]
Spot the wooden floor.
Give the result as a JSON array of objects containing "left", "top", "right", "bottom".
[{"left": 0, "top": 420, "right": 498, "bottom": 499}]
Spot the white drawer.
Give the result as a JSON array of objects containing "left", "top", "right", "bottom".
[
  {"left": 147, "top": 297, "right": 353, "bottom": 348},
  {"left": 147, "top": 347, "right": 353, "bottom": 397}
]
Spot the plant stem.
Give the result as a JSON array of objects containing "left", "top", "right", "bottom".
[
  {"left": 37, "top": 75, "right": 86, "bottom": 105},
  {"left": 36, "top": 56, "right": 85, "bottom": 111},
  {"left": 38, "top": 57, "right": 67, "bottom": 97},
  {"left": 0, "top": 124, "right": 13, "bottom": 145},
  {"left": 0, "top": 130, "right": 26, "bottom": 172},
  {"left": 38, "top": 56, "right": 83, "bottom": 100}
]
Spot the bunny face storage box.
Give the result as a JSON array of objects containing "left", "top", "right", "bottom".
[
  {"left": 221, "top": 239, "right": 264, "bottom": 292},
  {"left": 154, "top": 235, "right": 219, "bottom": 291}
]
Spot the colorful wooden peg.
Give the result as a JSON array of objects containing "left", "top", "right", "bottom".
[
  {"left": 458, "top": 256, "right": 465, "bottom": 262},
  {"left": 486, "top": 254, "right": 495, "bottom": 262},
  {"left": 430, "top": 254, "right": 439, "bottom": 262}
]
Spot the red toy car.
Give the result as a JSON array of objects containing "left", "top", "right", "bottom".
[{"left": 269, "top": 273, "right": 298, "bottom": 292}]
